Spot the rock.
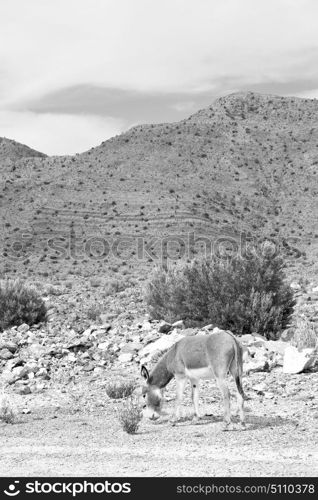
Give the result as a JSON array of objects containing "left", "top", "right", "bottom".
[
  {"left": 265, "top": 340, "right": 289, "bottom": 356},
  {"left": 158, "top": 321, "right": 173, "bottom": 334},
  {"left": 118, "top": 352, "right": 133, "bottom": 363},
  {"left": 17, "top": 323, "right": 30, "bottom": 333},
  {"left": 290, "top": 282, "right": 301, "bottom": 290},
  {"left": 98, "top": 319, "right": 112, "bottom": 330},
  {"left": 97, "top": 341, "right": 110, "bottom": 351},
  {"left": 203, "top": 324, "right": 214, "bottom": 331},
  {"left": 26, "top": 343, "right": 46, "bottom": 359},
  {"left": 240, "top": 334, "right": 257, "bottom": 345},
  {"left": 15, "top": 385, "right": 31, "bottom": 395},
  {"left": 182, "top": 328, "right": 197, "bottom": 336},
  {"left": 139, "top": 331, "right": 183, "bottom": 359},
  {"left": 312, "top": 286, "right": 318, "bottom": 293},
  {"left": 244, "top": 358, "right": 269, "bottom": 374},
  {"left": 122, "top": 342, "right": 143, "bottom": 353},
  {"left": 252, "top": 382, "right": 267, "bottom": 393},
  {"left": 172, "top": 320, "right": 185, "bottom": 329},
  {"left": 0, "top": 341, "right": 18, "bottom": 353},
  {"left": 0, "top": 348, "right": 14, "bottom": 360},
  {"left": 283, "top": 346, "right": 317, "bottom": 374},
  {"left": 22, "top": 408, "right": 31, "bottom": 414}
]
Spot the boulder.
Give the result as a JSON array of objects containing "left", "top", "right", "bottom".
[
  {"left": 17, "top": 323, "right": 30, "bottom": 333},
  {"left": 172, "top": 320, "right": 185, "bottom": 329},
  {"left": 138, "top": 331, "right": 184, "bottom": 359},
  {"left": 158, "top": 321, "right": 173, "bottom": 334},
  {"left": 0, "top": 348, "right": 14, "bottom": 360},
  {"left": 118, "top": 352, "right": 133, "bottom": 363},
  {"left": 0, "top": 341, "right": 18, "bottom": 353},
  {"left": 283, "top": 346, "right": 317, "bottom": 374}
]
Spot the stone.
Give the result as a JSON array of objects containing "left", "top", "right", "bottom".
[
  {"left": 0, "top": 348, "right": 14, "bottom": 360},
  {"left": 98, "top": 341, "right": 110, "bottom": 351},
  {"left": 17, "top": 323, "right": 30, "bottom": 333},
  {"left": 15, "top": 385, "right": 31, "bottom": 395},
  {"left": 265, "top": 340, "right": 289, "bottom": 356},
  {"left": 158, "top": 321, "right": 173, "bottom": 334},
  {"left": 283, "top": 346, "right": 317, "bottom": 374},
  {"left": 172, "top": 320, "right": 185, "bottom": 329},
  {"left": 138, "top": 331, "right": 184, "bottom": 359},
  {"left": 0, "top": 341, "right": 18, "bottom": 353},
  {"left": 118, "top": 352, "right": 133, "bottom": 363},
  {"left": 252, "top": 382, "right": 267, "bottom": 393},
  {"left": 244, "top": 358, "right": 269, "bottom": 374}
]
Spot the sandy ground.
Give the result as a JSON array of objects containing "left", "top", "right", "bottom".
[{"left": 1, "top": 370, "right": 318, "bottom": 477}]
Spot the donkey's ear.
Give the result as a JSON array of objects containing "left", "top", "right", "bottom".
[{"left": 141, "top": 365, "right": 149, "bottom": 381}]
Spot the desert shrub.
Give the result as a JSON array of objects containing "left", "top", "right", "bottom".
[
  {"left": 0, "top": 396, "right": 15, "bottom": 424},
  {"left": 145, "top": 253, "right": 295, "bottom": 339},
  {"left": 117, "top": 396, "right": 143, "bottom": 434},
  {"left": 106, "top": 380, "right": 136, "bottom": 399},
  {"left": 86, "top": 304, "right": 103, "bottom": 321},
  {"left": 291, "top": 317, "right": 318, "bottom": 350},
  {"left": 0, "top": 279, "right": 47, "bottom": 331},
  {"left": 103, "top": 279, "right": 127, "bottom": 296}
]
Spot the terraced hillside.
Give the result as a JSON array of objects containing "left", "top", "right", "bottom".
[{"left": 1, "top": 92, "right": 318, "bottom": 282}]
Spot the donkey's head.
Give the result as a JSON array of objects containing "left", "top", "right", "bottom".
[{"left": 141, "top": 365, "right": 163, "bottom": 420}]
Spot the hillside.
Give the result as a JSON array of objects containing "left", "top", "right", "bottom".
[
  {"left": 0, "top": 137, "right": 46, "bottom": 162},
  {"left": 1, "top": 91, "right": 318, "bottom": 283}
]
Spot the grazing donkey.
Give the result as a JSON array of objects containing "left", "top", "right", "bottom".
[{"left": 141, "top": 329, "right": 246, "bottom": 429}]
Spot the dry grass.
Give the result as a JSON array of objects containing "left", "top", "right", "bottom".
[
  {"left": 291, "top": 316, "right": 318, "bottom": 350},
  {"left": 105, "top": 380, "right": 136, "bottom": 399},
  {"left": 117, "top": 396, "right": 143, "bottom": 434},
  {"left": 0, "top": 395, "right": 16, "bottom": 424}
]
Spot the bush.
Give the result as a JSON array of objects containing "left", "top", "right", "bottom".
[
  {"left": 145, "top": 253, "right": 295, "bottom": 339},
  {"left": 117, "top": 396, "right": 143, "bottom": 434},
  {"left": 106, "top": 380, "right": 136, "bottom": 399},
  {"left": 0, "top": 279, "right": 47, "bottom": 331},
  {"left": 0, "top": 396, "right": 15, "bottom": 424},
  {"left": 291, "top": 317, "right": 318, "bottom": 350}
]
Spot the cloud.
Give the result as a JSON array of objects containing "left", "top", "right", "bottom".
[
  {"left": 0, "top": 111, "right": 124, "bottom": 155},
  {"left": 1, "top": 0, "right": 318, "bottom": 153}
]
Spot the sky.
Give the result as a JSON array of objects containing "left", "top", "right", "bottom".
[{"left": 1, "top": 0, "right": 318, "bottom": 155}]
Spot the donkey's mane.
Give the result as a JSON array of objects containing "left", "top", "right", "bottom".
[{"left": 149, "top": 346, "right": 175, "bottom": 388}]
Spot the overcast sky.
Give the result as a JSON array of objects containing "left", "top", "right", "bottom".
[{"left": 1, "top": 0, "right": 318, "bottom": 155}]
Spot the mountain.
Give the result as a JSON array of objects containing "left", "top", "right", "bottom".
[
  {"left": 0, "top": 137, "right": 46, "bottom": 162},
  {"left": 1, "top": 92, "right": 318, "bottom": 282}
]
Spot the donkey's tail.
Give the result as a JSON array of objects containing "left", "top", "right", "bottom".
[{"left": 226, "top": 331, "right": 247, "bottom": 400}]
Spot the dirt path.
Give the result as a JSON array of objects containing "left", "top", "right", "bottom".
[{"left": 1, "top": 371, "right": 318, "bottom": 476}]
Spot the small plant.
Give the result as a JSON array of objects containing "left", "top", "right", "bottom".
[
  {"left": 291, "top": 317, "right": 318, "bottom": 350},
  {"left": 86, "top": 304, "right": 102, "bottom": 322},
  {"left": 106, "top": 380, "right": 136, "bottom": 399},
  {"left": 117, "top": 396, "right": 143, "bottom": 434},
  {"left": 0, "top": 279, "right": 47, "bottom": 331},
  {"left": 0, "top": 396, "right": 15, "bottom": 424}
]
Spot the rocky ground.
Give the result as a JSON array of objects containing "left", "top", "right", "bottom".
[{"left": 0, "top": 279, "right": 318, "bottom": 476}]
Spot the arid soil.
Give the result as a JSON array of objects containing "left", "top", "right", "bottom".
[{"left": 1, "top": 368, "right": 317, "bottom": 477}]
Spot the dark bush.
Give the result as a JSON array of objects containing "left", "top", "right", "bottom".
[
  {"left": 145, "top": 253, "right": 295, "bottom": 339},
  {"left": 0, "top": 279, "right": 47, "bottom": 331}
]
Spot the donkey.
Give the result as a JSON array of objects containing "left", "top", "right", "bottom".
[{"left": 141, "top": 329, "right": 246, "bottom": 429}]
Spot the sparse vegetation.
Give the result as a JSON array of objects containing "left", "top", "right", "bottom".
[
  {"left": 117, "top": 396, "right": 143, "bottom": 434},
  {"left": 291, "top": 317, "right": 318, "bottom": 350},
  {"left": 145, "top": 252, "right": 295, "bottom": 339},
  {"left": 0, "top": 395, "right": 15, "bottom": 424},
  {"left": 106, "top": 380, "right": 136, "bottom": 399},
  {"left": 0, "top": 279, "right": 47, "bottom": 331}
]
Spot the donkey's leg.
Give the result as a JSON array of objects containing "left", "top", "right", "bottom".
[
  {"left": 190, "top": 379, "right": 202, "bottom": 420},
  {"left": 173, "top": 376, "right": 187, "bottom": 421},
  {"left": 216, "top": 377, "right": 233, "bottom": 430},
  {"left": 236, "top": 390, "right": 245, "bottom": 428}
]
